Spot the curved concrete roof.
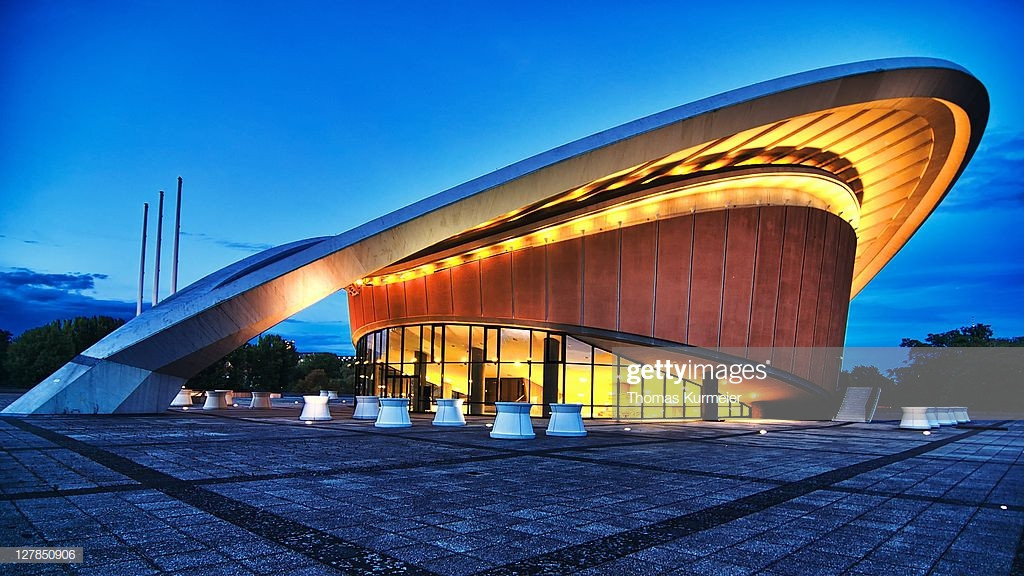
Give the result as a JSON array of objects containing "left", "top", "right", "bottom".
[{"left": 4, "top": 57, "right": 988, "bottom": 414}]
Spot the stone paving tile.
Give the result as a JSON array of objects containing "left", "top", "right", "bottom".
[{"left": 1, "top": 402, "right": 1022, "bottom": 575}]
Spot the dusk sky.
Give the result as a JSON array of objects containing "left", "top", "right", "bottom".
[{"left": 2, "top": 1, "right": 1022, "bottom": 355}]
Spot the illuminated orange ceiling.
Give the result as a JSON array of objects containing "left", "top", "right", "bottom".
[{"left": 358, "top": 96, "right": 972, "bottom": 299}]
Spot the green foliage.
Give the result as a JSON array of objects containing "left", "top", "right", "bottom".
[
  {"left": 4, "top": 317, "right": 125, "bottom": 388},
  {"left": 839, "top": 365, "right": 894, "bottom": 390},
  {"left": 0, "top": 329, "right": 12, "bottom": 386},
  {"left": 292, "top": 352, "right": 356, "bottom": 394},
  {"left": 186, "top": 346, "right": 249, "bottom": 391},
  {"left": 899, "top": 323, "right": 1023, "bottom": 348},
  {"left": 292, "top": 368, "right": 329, "bottom": 394},
  {"left": 247, "top": 334, "right": 299, "bottom": 391},
  {"left": 836, "top": 365, "right": 895, "bottom": 409},
  {"left": 295, "top": 353, "right": 343, "bottom": 379},
  {"left": 186, "top": 334, "right": 300, "bottom": 392}
]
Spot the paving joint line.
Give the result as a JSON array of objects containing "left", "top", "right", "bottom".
[
  {"left": 0, "top": 416, "right": 438, "bottom": 576},
  {"left": 471, "top": 422, "right": 1006, "bottom": 575}
]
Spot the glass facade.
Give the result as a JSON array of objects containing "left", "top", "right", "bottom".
[{"left": 354, "top": 323, "right": 751, "bottom": 419}]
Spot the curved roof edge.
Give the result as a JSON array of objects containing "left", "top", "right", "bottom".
[{"left": 326, "top": 57, "right": 983, "bottom": 251}]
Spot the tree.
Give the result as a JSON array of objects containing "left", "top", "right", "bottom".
[
  {"left": 188, "top": 334, "right": 301, "bottom": 392},
  {"left": 0, "top": 329, "right": 12, "bottom": 386},
  {"left": 292, "top": 352, "right": 357, "bottom": 394},
  {"left": 186, "top": 345, "right": 249, "bottom": 391},
  {"left": 294, "top": 368, "right": 329, "bottom": 394},
  {"left": 890, "top": 323, "right": 1024, "bottom": 410},
  {"left": 295, "top": 353, "right": 343, "bottom": 381},
  {"left": 5, "top": 317, "right": 126, "bottom": 388},
  {"left": 246, "top": 335, "right": 299, "bottom": 391}
]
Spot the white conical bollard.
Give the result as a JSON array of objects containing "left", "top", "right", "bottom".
[
  {"left": 953, "top": 407, "right": 971, "bottom": 423},
  {"left": 353, "top": 396, "right": 380, "bottom": 420},
  {"left": 376, "top": 398, "right": 411, "bottom": 428},
  {"left": 546, "top": 403, "right": 587, "bottom": 437},
  {"left": 490, "top": 402, "right": 535, "bottom": 439},
  {"left": 299, "top": 395, "right": 332, "bottom": 421},
  {"left": 250, "top": 391, "right": 272, "bottom": 409},
  {"left": 203, "top": 390, "right": 228, "bottom": 410},
  {"left": 171, "top": 388, "right": 193, "bottom": 407},
  {"left": 899, "top": 407, "right": 931, "bottom": 430},
  {"left": 432, "top": 398, "right": 467, "bottom": 426},
  {"left": 937, "top": 407, "right": 957, "bottom": 425}
]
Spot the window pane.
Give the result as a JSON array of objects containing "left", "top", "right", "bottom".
[
  {"left": 387, "top": 327, "right": 403, "bottom": 370},
  {"left": 485, "top": 327, "right": 500, "bottom": 363},
  {"left": 619, "top": 361, "right": 642, "bottom": 419},
  {"left": 565, "top": 336, "right": 592, "bottom": 364},
  {"left": 431, "top": 325, "right": 444, "bottom": 363},
  {"left": 564, "top": 364, "right": 591, "bottom": 407},
  {"left": 445, "top": 325, "right": 469, "bottom": 363},
  {"left": 594, "top": 345, "right": 615, "bottom": 365},
  {"left": 643, "top": 371, "right": 665, "bottom": 419},
  {"left": 592, "top": 365, "right": 615, "bottom": 418},
  {"left": 500, "top": 328, "right": 531, "bottom": 364}
]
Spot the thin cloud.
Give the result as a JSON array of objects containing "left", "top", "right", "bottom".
[
  {"left": 0, "top": 267, "right": 133, "bottom": 336},
  {"left": 0, "top": 268, "right": 108, "bottom": 292},
  {"left": 181, "top": 231, "right": 274, "bottom": 253},
  {"left": 941, "top": 131, "right": 1024, "bottom": 211}
]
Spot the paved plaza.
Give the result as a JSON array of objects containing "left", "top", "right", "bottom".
[{"left": 1, "top": 395, "right": 1021, "bottom": 575}]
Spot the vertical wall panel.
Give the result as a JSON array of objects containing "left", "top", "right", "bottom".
[
  {"left": 720, "top": 208, "right": 758, "bottom": 348},
  {"left": 451, "top": 260, "right": 482, "bottom": 317},
  {"left": 792, "top": 210, "right": 828, "bottom": 380},
  {"left": 405, "top": 276, "right": 427, "bottom": 317},
  {"left": 618, "top": 222, "right": 657, "bottom": 336},
  {"left": 810, "top": 216, "right": 841, "bottom": 387},
  {"left": 360, "top": 286, "right": 375, "bottom": 325},
  {"left": 583, "top": 230, "right": 619, "bottom": 331},
  {"left": 748, "top": 207, "right": 785, "bottom": 348},
  {"left": 348, "top": 292, "right": 364, "bottom": 330},
  {"left": 546, "top": 237, "right": 583, "bottom": 325},
  {"left": 772, "top": 207, "right": 808, "bottom": 373},
  {"left": 371, "top": 285, "right": 389, "bottom": 323},
  {"left": 512, "top": 246, "right": 546, "bottom": 320},
  {"left": 826, "top": 220, "right": 858, "bottom": 378},
  {"left": 654, "top": 216, "right": 693, "bottom": 343},
  {"left": 688, "top": 211, "right": 728, "bottom": 348},
  {"left": 386, "top": 282, "right": 406, "bottom": 321},
  {"left": 425, "top": 269, "right": 454, "bottom": 316},
  {"left": 480, "top": 252, "right": 513, "bottom": 318}
]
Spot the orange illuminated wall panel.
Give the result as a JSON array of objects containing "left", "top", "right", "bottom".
[
  {"left": 480, "top": 252, "right": 513, "bottom": 318},
  {"left": 618, "top": 222, "right": 657, "bottom": 336},
  {"left": 583, "top": 229, "right": 619, "bottom": 331},
  {"left": 348, "top": 206, "right": 857, "bottom": 391},
  {"left": 546, "top": 237, "right": 583, "bottom": 325},
  {"left": 653, "top": 216, "right": 693, "bottom": 343}
]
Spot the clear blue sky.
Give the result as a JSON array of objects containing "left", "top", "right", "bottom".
[{"left": 2, "top": 0, "right": 1022, "bottom": 354}]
